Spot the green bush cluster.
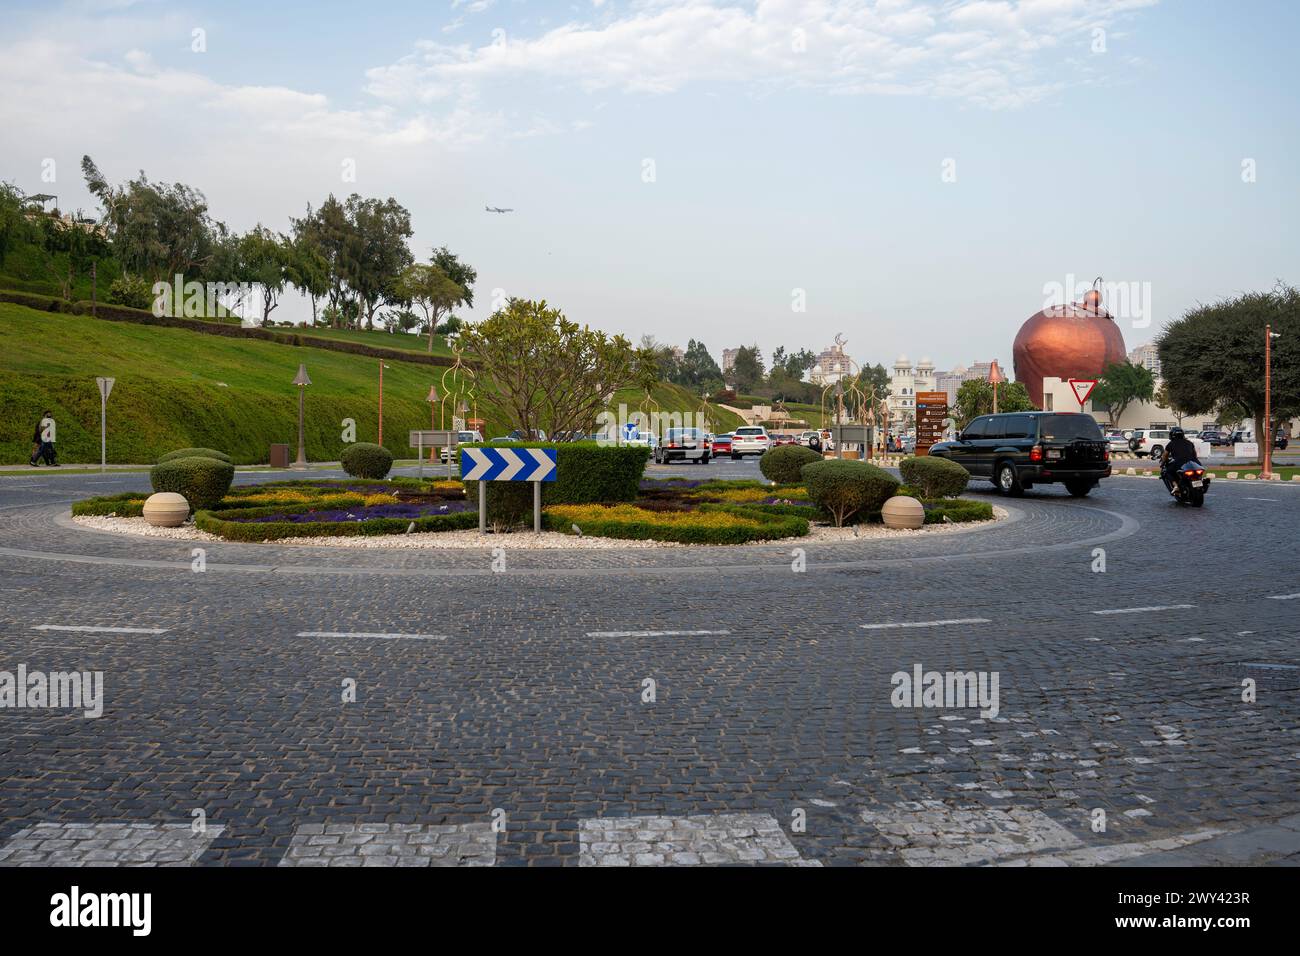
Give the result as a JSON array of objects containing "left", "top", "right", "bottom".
[
  {"left": 107, "top": 275, "right": 153, "bottom": 310},
  {"left": 341, "top": 442, "right": 394, "bottom": 479},
  {"left": 149, "top": 456, "right": 235, "bottom": 510},
  {"left": 899, "top": 455, "right": 970, "bottom": 498},
  {"left": 196, "top": 503, "right": 476, "bottom": 541},
  {"left": 462, "top": 442, "right": 651, "bottom": 527},
  {"left": 759, "top": 444, "right": 822, "bottom": 483},
  {"left": 801, "top": 459, "right": 900, "bottom": 527},
  {"left": 158, "top": 447, "right": 233, "bottom": 464}
]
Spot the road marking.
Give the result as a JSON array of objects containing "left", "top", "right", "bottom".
[
  {"left": 860, "top": 618, "right": 991, "bottom": 630},
  {"left": 1244, "top": 497, "right": 1277, "bottom": 502},
  {"left": 0, "top": 822, "right": 224, "bottom": 866},
  {"left": 297, "top": 631, "right": 447, "bottom": 641},
  {"left": 279, "top": 822, "right": 495, "bottom": 867},
  {"left": 586, "top": 629, "right": 732, "bottom": 638},
  {"left": 31, "top": 624, "right": 169, "bottom": 634},
  {"left": 1267, "top": 593, "right": 1300, "bottom": 601},
  {"left": 1092, "top": 604, "right": 1195, "bottom": 615},
  {"left": 579, "top": 813, "right": 820, "bottom": 866}
]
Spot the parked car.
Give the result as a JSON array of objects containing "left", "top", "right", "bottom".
[
  {"left": 928, "top": 411, "right": 1111, "bottom": 497},
  {"left": 1103, "top": 429, "right": 1130, "bottom": 454},
  {"left": 769, "top": 433, "right": 796, "bottom": 446},
  {"left": 796, "top": 431, "right": 820, "bottom": 446},
  {"left": 654, "top": 428, "right": 711, "bottom": 464},
  {"left": 730, "top": 426, "right": 770, "bottom": 458},
  {"left": 623, "top": 429, "right": 658, "bottom": 450},
  {"left": 1202, "top": 430, "right": 1233, "bottom": 446},
  {"left": 438, "top": 430, "right": 484, "bottom": 462},
  {"left": 711, "top": 433, "right": 734, "bottom": 456},
  {"left": 1126, "top": 428, "right": 1172, "bottom": 459}
]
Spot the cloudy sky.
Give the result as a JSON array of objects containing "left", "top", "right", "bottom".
[{"left": 2, "top": 0, "right": 1297, "bottom": 370}]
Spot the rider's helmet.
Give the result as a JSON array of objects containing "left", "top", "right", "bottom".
[{"left": 1169, "top": 426, "right": 1185, "bottom": 439}]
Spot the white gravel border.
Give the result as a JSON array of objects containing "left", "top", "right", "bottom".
[{"left": 73, "top": 507, "right": 1004, "bottom": 549}]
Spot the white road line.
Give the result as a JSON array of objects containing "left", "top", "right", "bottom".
[
  {"left": 1244, "top": 497, "right": 1277, "bottom": 502},
  {"left": 296, "top": 631, "right": 447, "bottom": 640},
  {"left": 31, "top": 624, "right": 169, "bottom": 634},
  {"left": 586, "top": 629, "right": 732, "bottom": 638},
  {"left": 1267, "top": 593, "right": 1300, "bottom": 601},
  {"left": 1092, "top": 604, "right": 1195, "bottom": 616},
  {"left": 860, "top": 618, "right": 991, "bottom": 630}
]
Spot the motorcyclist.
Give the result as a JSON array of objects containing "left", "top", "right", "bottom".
[{"left": 1160, "top": 426, "right": 1199, "bottom": 494}]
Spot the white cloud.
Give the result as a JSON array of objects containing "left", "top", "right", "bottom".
[{"left": 365, "top": 0, "right": 1158, "bottom": 110}]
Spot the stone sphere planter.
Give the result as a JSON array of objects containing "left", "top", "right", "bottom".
[
  {"left": 142, "top": 492, "right": 190, "bottom": 527},
  {"left": 881, "top": 495, "right": 924, "bottom": 530}
]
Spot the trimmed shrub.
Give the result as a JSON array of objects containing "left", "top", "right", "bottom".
[
  {"left": 801, "top": 459, "right": 899, "bottom": 527},
  {"left": 158, "top": 447, "right": 233, "bottom": 465},
  {"left": 900, "top": 456, "right": 970, "bottom": 498},
  {"left": 341, "top": 442, "right": 394, "bottom": 479},
  {"left": 461, "top": 442, "right": 651, "bottom": 528},
  {"left": 149, "top": 456, "right": 235, "bottom": 510},
  {"left": 71, "top": 492, "right": 148, "bottom": 517},
  {"left": 196, "top": 503, "right": 475, "bottom": 541},
  {"left": 544, "top": 502, "right": 807, "bottom": 544},
  {"left": 922, "top": 499, "right": 993, "bottom": 524},
  {"left": 107, "top": 275, "right": 153, "bottom": 310},
  {"left": 759, "top": 444, "right": 821, "bottom": 484}
]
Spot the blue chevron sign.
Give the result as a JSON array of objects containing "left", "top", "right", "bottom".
[{"left": 460, "top": 447, "right": 557, "bottom": 482}]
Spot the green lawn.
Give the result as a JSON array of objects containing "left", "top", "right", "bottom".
[{"left": 0, "top": 301, "right": 732, "bottom": 464}]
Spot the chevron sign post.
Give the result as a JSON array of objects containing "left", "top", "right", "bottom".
[{"left": 460, "top": 447, "right": 558, "bottom": 532}]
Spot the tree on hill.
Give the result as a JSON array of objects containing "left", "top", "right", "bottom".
[
  {"left": 1092, "top": 360, "right": 1155, "bottom": 425},
  {"left": 286, "top": 216, "right": 330, "bottom": 326},
  {"left": 344, "top": 194, "right": 413, "bottom": 331},
  {"left": 1158, "top": 284, "right": 1300, "bottom": 460},
  {"left": 238, "top": 226, "right": 293, "bottom": 325},
  {"left": 730, "top": 345, "right": 765, "bottom": 392},
  {"left": 81, "top": 155, "right": 221, "bottom": 282},
  {"left": 395, "top": 262, "right": 464, "bottom": 347},
  {"left": 459, "top": 298, "right": 655, "bottom": 437},
  {"left": 671, "top": 339, "right": 724, "bottom": 393}
]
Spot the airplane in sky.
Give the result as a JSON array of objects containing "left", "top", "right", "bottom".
[{"left": 485, "top": 205, "right": 514, "bottom": 214}]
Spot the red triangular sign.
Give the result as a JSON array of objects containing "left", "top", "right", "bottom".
[{"left": 1068, "top": 379, "right": 1097, "bottom": 406}]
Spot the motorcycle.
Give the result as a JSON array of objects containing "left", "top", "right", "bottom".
[{"left": 1164, "top": 458, "right": 1210, "bottom": 507}]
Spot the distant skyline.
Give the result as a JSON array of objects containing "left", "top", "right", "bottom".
[{"left": 2, "top": 0, "right": 1296, "bottom": 370}]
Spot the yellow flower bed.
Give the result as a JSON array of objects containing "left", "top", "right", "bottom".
[
  {"left": 362, "top": 493, "right": 400, "bottom": 506},
  {"left": 544, "top": 503, "right": 808, "bottom": 544},
  {"left": 551, "top": 504, "right": 767, "bottom": 528}
]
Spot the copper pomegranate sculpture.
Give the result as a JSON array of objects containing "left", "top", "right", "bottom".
[{"left": 1012, "top": 286, "right": 1127, "bottom": 409}]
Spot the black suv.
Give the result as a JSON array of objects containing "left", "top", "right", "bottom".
[{"left": 928, "top": 412, "right": 1111, "bottom": 497}]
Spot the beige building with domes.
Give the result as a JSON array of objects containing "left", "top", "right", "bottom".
[{"left": 887, "top": 355, "right": 936, "bottom": 433}]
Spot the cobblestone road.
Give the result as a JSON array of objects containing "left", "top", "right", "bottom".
[{"left": 1, "top": 463, "right": 1298, "bottom": 866}]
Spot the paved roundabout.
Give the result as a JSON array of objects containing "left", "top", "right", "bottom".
[{"left": 2, "top": 463, "right": 1299, "bottom": 866}]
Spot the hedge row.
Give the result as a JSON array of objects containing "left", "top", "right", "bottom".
[
  {"left": 544, "top": 502, "right": 808, "bottom": 544},
  {"left": 195, "top": 503, "right": 477, "bottom": 541},
  {"left": 71, "top": 492, "right": 148, "bottom": 517},
  {"left": 0, "top": 290, "right": 457, "bottom": 368},
  {"left": 922, "top": 499, "right": 993, "bottom": 524}
]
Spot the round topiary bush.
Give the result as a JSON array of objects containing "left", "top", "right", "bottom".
[
  {"left": 341, "top": 442, "right": 394, "bottom": 479},
  {"left": 899, "top": 455, "right": 970, "bottom": 498},
  {"left": 149, "top": 456, "right": 235, "bottom": 511},
  {"left": 759, "top": 444, "right": 822, "bottom": 484},
  {"left": 801, "top": 459, "right": 900, "bottom": 527},
  {"left": 158, "top": 447, "right": 233, "bottom": 465}
]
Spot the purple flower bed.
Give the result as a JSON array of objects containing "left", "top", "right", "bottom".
[{"left": 228, "top": 500, "right": 474, "bottom": 523}]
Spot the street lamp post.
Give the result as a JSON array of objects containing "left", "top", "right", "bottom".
[
  {"left": 293, "top": 364, "right": 311, "bottom": 468},
  {"left": 834, "top": 379, "right": 845, "bottom": 460},
  {"left": 427, "top": 385, "right": 439, "bottom": 462},
  {"left": 1263, "top": 325, "right": 1280, "bottom": 479},
  {"left": 378, "top": 360, "right": 388, "bottom": 445}
]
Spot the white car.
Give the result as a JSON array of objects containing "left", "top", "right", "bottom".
[
  {"left": 1130, "top": 428, "right": 1172, "bottom": 459},
  {"left": 439, "top": 430, "right": 483, "bottom": 462},
  {"left": 730, "top": 425, "right": 770, "bottom": 458}
]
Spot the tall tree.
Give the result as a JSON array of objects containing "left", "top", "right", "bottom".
[
  {"left": 1092, "top": 360, "right": 1155, "bottom": 425},
  {"left": 395, "top": 262, "right": 465, "bottom": 347},
  {"left": 730, "top": 344, "right": 765, "bottom": 392},
  {"left": 286, "top": 215, "right": 330, "bottom": 326},
  {"left": 81, "top": 155, "right": 220, "bottom": 282},
  {"left": 458, "top": 298, "right": 654, "bottom": 437},
  {"left": 672, "top": 339, "right": 724, "bottom": 392},
  {"left": 953, "top": 379, "right": 1036, "bottom": 429},
  {"left": 1159, "top": 285, "right": 1300, "bottom": 460},
  {"left": 238, "top": 226, "right": 293, "bottom": 325},
  {"left": 343, "top": 194, "right": 413, "bottom": 330}
]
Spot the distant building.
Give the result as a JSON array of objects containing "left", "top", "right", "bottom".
[
  {"left": 936, "top": 361, "right": 997, "bottom": 406},
  {"left": 721, "top": 348, "right": 740, "bottom": 375},
  {"left": 809, "top": 341, "right": 854, "bottom": 385},
  {"left": 887, "top": 355, "right": 937, "bottom": 433},
  {"left": 1129, "top": 343, "right": 1161, "bottom": 379}
]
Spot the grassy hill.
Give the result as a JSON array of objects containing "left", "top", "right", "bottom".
[{"left": 0, "top": 300, "right": 733, "bottom": 464}]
